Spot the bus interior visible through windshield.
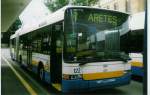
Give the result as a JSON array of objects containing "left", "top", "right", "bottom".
[{"left": 64, "top": 8, "right": 130, "bottom": 63}]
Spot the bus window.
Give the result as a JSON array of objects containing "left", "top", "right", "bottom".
[
  {"left": 32, "top": 40, "right": 38, "bottom": 52},
  {"left": 42, "top": 35, "right": 50, "bottom": 54},
  {"left": 32, "top": 30, "right": 42, "bottom": 53},
  {"left": 20, "top": 35, "right": 28, "bottom": 50},
  {"left": 53, "top": 23, "right": 63, "bottom": 53}
]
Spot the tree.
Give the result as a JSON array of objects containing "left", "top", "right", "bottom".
[
  {"left": 45, "top": 0, "right": 99, "bottom": 12},
  {"left": 45, "top": 0, "right": 69, "bottom": 11},
  {"left": 74, "top": 0, "right": 98, "bottom": 6}
]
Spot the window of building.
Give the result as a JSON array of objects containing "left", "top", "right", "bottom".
[
  {"left": 126, "top": 0, "right": 131, "bottom": 12},
  {"left": 114, "top": 3, "right": 118, "bottom": 10},
  {"left": 107, "top": 6, "right": 110, "bottom": 9}
]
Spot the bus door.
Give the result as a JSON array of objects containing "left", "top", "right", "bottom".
[
  {"left": 50, "top": 24, "right": 62, "bottom": 84},
  {"left": 27, "top": 34, "right": 32, "bottom": 70},
  {"left": 16, "top": 35, "right": 20, "bottom": 62},
  {"left": 14, "top": 37, "right": 17, "bottom": 60}
]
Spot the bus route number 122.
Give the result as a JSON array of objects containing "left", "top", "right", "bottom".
[{"left": 74, "top": 68, "right": 81, "bottom": 73}]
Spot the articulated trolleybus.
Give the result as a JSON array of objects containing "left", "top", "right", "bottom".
[{"left": 10, "top": 6, "right": 131, "bottom": 92}]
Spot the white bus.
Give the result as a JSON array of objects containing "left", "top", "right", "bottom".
[
  {"left": 120, "top": 12, "right": 144, "bottom": 77},
  {"left": 10, "top": 6, "right": 131, "bottom": 92},
  {"left": 130, "top": 12, "right": 144, "bottom": 77}
]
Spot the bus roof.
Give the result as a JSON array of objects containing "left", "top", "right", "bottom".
[
  {"left": 14, "top": 5, "right": 129, "bottom": 37},
  {"left": 10, "top": 33, "right": 17, "bottom": 39},
  {"left": 10, "top": 28, "right": 22, "bottom": 39}
]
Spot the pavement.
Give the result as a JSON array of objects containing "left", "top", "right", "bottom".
[{"left": 1, "top": 48, "right": 143, "bottom": 95}]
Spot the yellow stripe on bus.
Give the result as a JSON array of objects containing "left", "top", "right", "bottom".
[
  {"left": 131, "top": 61, "right": 143, "bottom": 67},
  {"left": 83, "top": 71, "right": 124, "bottom": 80},
  {"left": 2, "top": 57, "right": 38, "bottom": 95}
]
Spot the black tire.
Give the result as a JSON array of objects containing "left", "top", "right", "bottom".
[{"left": 38, "top": 64, "right": 45, "bottom": 82}]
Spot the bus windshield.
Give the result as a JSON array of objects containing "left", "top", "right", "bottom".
[{"left": 64, "top": 8, "right": 130, "bottom": 63}]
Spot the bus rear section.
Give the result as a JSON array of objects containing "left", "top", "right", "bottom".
[
  {"left": 129, "top": 12, "right": 144, "bottom": 77},
  {"left": 121, "top": 27, "right": 144, "bottom": 77},
  {"left": 129, "top": 53, "right": 143, "bottom": 77},
  {"left": 61, "top": 7, "right": 131, "bottom": 92}
]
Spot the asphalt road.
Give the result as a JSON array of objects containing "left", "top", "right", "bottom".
[{"left": 1, "top": 48, "right": 143, "bottom": 95}]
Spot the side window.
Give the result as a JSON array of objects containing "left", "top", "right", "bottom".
[
  {"left": 37, "top": 39, "right": 42, "bottom": 52},
  {"left": 19, "top": 38, "right": 23, "bottom": 50},
  {"left": 32, "top": 27, "right": 51, "bottom": 54},
  {"left": 41, "top": 34, "right": 50, "bottom": 54},
  {"left": 54, "top": 23, "right": 63, "bottom": 53},
  {"left": 32, "top": 40, "right": 38, "bottom": 52},
  {"left": 32, "top": 31, "right": 42, "bottom": 53},
  {"left": 19, "top": 35, "right": 26, "bottom": 50},
  {"left": 10, "top": 39, "right": 15, "bottom": 49},
  {"left": 12, "top": 39, "right": 14, "bottom": 48},
  {"left": 13, "top": 39, "right": 15, "bottom": 48}
]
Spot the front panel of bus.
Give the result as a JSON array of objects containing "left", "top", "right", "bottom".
[{"left": 62, "top": 8, "right": 131, "bottom": 92}]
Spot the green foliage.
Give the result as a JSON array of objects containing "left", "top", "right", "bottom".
[
  {"left": 74, "top": 0, "right": 98, "bottom": 6},
  {"left": 45, "top": 0, "right": 99, "bottom": 12},
  {"left": 7, "top": 18, "right": 22, "bottom": 33},
  {"left": 46, "top": 0, "right": 69, "bottom": 11}
]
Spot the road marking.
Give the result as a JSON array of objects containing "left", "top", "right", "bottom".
[
  {"left": 52, "top": 83, "right": 61, "bottom": 91},
  {"left": 8, "top": 59, "right": 50, "bottom": 95},
  {"left": 2, "top": 56, "right": 38, "bottom": 95}
]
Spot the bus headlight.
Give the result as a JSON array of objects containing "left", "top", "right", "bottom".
[{"left": 63, "top": 74, "right": 82, "bottom": 80}]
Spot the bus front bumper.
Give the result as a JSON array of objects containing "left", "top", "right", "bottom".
[{"left": 62, "top": 73, "right": 131, "bottom": 92}]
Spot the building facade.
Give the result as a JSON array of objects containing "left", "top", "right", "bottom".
[{"left": 95, "top": 0, "right": 145, "bottom": 14}]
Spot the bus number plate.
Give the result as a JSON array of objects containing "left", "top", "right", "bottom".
[{"left": 74, "top": 68, "right": 81, "bottom": 73}]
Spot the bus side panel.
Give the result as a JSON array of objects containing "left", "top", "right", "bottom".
[
  {"left": 21, "top": 50, "right": 28, "bottom": 67},
  {"left": 132, "top": 66, "right": 143, "bottom": 77},
  {"left": 16, "top": 35, "right": 20, "bottom": 62},
  {"left": 32, "top": 52, "right": 51, "bottom": 83},
  {"left": 131, "top": 61, "right": 143, "bottom": 77},
  {"left": 129, "top": 53, "right": 143, "bottom": 77},
  {"left": 10, "top": 39, "right": 15, "bottom": 60}
]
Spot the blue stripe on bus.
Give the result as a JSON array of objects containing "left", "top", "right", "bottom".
[
  {"left": 131, "top": 66, "right": 143, "bottom": 77},
  {"left": 62, "top": 73, "right": 131, "bottom": 92},
  {"left": 32, "top": 66, "right": 38, "bottom": 74},
  {"left": 44, "top": 71, "right": 51, "bottom": 83}
]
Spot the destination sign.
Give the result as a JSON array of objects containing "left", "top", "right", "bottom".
[
  {"left": 70, "top": 8, "right": 128, "bottom": 27},
  {"left": 88, "top": 13, "right": 117, "bottom": 26}
]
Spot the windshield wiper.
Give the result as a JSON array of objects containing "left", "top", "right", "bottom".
[
  {"left": 77, "top": 56, "right": 95, "bottom": 66},
  {"left": 78, "top": 56, "right": 103, "bottom": 66}
]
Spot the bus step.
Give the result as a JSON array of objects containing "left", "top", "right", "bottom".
[{"left": 52, "top": 83, "right": 61, "bottom": 91}]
